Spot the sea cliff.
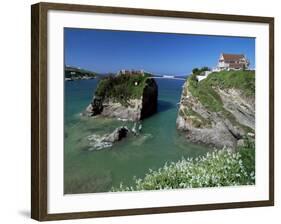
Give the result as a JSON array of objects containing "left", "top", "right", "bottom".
[
  {"left": 84, "top": 72, "right": 158, "bottom": 121},
  {"left": 176, "top": 70, "right": 255, "bottom": 149}
]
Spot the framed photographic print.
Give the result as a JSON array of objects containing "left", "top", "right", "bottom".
[{"left": 31, "top": 2, "right": 274, "bottom": 221}]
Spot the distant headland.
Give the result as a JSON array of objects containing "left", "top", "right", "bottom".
[{"left": 64, "top": 66, "right": 96, "bottom": 81}]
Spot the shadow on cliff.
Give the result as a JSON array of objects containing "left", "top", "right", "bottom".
[{"left": 157, "top": 100, "right": 175, "bottom": 113}]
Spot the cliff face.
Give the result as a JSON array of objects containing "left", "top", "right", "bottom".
[
  {"left": 176, "top": 70, "right": 255, "bottom": 149},
  {"left": 84, "top": 74, "right": 158, "bottom": 121}
]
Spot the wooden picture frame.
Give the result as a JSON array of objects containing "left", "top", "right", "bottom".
[{"left": 31, "top": 2, "right": 274, "bottom": 221}]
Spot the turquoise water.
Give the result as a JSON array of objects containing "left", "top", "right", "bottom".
[{"left": 64, "top": 78, "right": 210, "bottom": 194}]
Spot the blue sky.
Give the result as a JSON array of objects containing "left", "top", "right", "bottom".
[{"left": 64, "top": 28, "right": 255, "bottom": 76}]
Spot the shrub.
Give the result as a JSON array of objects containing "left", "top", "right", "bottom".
[
  {"left": 112, "top": 148, "right": 255, "bottom": 191},
  {"left": 201, "top": 66, "right": 210, "bottom": 72},
  {"left": 95, "top": 73, "right": 149, "bottom": 105},
  {"left": 238, "top": 137, "right": 255, "bottom": 174},
  {"left": 192, "top": 68, "right": 199, "bottom": 74}
]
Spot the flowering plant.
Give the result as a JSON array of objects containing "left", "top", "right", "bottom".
[{"left": 112, "top": 148, "right": 255, "bottom": 191}]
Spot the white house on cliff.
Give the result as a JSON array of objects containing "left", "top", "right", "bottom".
[
  {"left": 196, "top": 53, "right": 250, "bottom": 82},
  {"left": 217, "top": 53, "right": 249, "bottom": 71}
]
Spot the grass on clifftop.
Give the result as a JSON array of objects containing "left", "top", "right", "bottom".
[
  {"left": 204, "top": 70, "right": 255, "bottom": 96},
  {"left": 188, "top": 70, "right": 255, "bottom": 112},
  {"left": 95, "top": 73, "right": 149, "bottom": 105}
]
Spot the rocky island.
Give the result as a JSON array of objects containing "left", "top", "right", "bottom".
[
  {"left": 176, "top": 68, "right": 255, "bottom": 149},
  {"left": 84, "top": 70, "right": 158, "bottom": 121}
]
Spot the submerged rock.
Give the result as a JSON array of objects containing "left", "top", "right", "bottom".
[
  {"left": 88, "top": 126, "right": 129, "bottom": 151},
  {"left": 132, "top": 133, "right": 153, "bottom": 146}
]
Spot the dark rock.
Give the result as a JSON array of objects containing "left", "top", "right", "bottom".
[
  {"left": 140, "top": 78, "right": 158, "bottom": 119},
  {"left": 88, "top": 126, "right": 129, "bottom": 151},
  {"left": 104, "top": 127, "right": 129, "bottom": 142},
  {"left": 84, "top": 96, "right": 103, "bottom": 116}
]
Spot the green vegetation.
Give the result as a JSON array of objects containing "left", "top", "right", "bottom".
[
  {"left": 179, "top": 107, "right": 211, "bottom": 128},
  {"left": 112, "top": 146, "right": 255, "bottom": 191},
  {"left": 192, "top": 66, "right": 209, "bottom": 74},
  {"left": 188, "top": 72, "right": 222, "bottom": 112},
  {"left": 204, "top": 70, "right": 255, "bottom": 96},
  {"left": 95, "top": 73, "right": 150, "bottom": 106},
  {"left": 186, "top": 69, "right": 255, "bottom": 133},
  {"left": 188, "top": 69, "right": 255, "bottom": 112},
  {"left": 238, "top": 136, "right": 255, "bottom": 174}
]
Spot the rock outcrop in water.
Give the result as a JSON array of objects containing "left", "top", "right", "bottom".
[
  {"left": 88, "top": 126, "right": 129, "bottom": 150},
  {"left": 176, "top": 70, "right": 255, "bottom": 149},
  {"left": 84, "top": 72, "right": 158, "bottom": 121}
]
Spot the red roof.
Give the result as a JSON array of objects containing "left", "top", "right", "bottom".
[{"left": 222, "top": 53, "right": 245, "bottom": 61}]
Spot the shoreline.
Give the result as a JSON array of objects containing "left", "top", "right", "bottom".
[{"left": 65, "top": 77, "right": 96, "bottom": 81}]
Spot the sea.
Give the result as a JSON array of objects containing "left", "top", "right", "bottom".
[{"left": 64, "top": 78, "right": 210, "bottom": 194}]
